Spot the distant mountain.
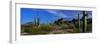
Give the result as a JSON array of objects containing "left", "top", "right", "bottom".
[{"left": 21, "top": 22, "right": 35, "bottom": 26}]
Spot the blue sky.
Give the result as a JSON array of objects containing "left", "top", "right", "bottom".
[{"left": 21, "top": 8, "right": 92, "bottom": 24}]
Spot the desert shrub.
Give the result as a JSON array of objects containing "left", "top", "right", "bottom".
[
  {"left": 87, "top": 24, "right": 92, "bottom": 32},
  {"left": 68, "top": 24, "right": 75, "bottom": 29},
  {"left": 29, "top": 26, "right": 53, "bottom": 34},
  {"left": 24, "top": 29, "right": 31, "bottom": 33},
  {"left": 60, "top": 24, "right": 75, "bottom": 29},
  {"left": 40, "top": 25, "right": 53, "bottom": 32},
  {"left": 30, "top": 28, "right": 42, "bottom": 34},
  {"left": 21, "top": 27, "right": 32, "bottom": 33},
  {"left": 60, "top": 25, "right": 68, "bottom": 29}
]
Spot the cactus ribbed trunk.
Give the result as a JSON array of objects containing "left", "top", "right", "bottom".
[
  {"left": 83, "top": 11, "right": 88, "bottom": 33},
  {"left": 78, "top": 14, "right": 80, "bottom": 32}
]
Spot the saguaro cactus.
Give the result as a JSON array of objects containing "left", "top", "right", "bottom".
[
  {"left": 37, "top": 17, "right": 40, "bottom": 27},
  {"left": 78, "top": 14, "right": 80, "bottom": 32},
  {"left": 82, "top": 11, "right": 88, "bottom": 32},
  {"left": 34, "top": 17, "right": 40, "bottom": 28},
  {"left": 34, "top": 17, "right": 36, "bottom": 25}
]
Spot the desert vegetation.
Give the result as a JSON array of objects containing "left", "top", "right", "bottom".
[{"left": 21, "top": 11, "right": 92, "bottom": 35}]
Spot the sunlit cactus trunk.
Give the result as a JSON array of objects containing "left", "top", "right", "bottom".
[
  {"left": 78, "top": 14, "right": 80, "bottom": 32},
  {"left": 83, "top": 11, "right": 88, "bottom": 32}
]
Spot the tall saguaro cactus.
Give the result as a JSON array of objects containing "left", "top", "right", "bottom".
[
  {"left": 82, "top": 11, "right": 88, "bottom": 32},
  {"left": 78, "top": 14, "right": 80, "bottom": 32},
  {"left": 37, "top": 17, "right": 40, "bottom": 27},
  {"left": 34, "top": 17, "right": 36, "bottom": 25}
]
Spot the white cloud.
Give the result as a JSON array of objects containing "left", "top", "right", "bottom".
[{"left": 46, "top": 10, "right": 68, "bottom": 18}]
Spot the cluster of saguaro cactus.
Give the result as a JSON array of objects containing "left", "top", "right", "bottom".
[
  {"left": 82, "top": 11, "right": 88, "bottom": 32},
  {"left": 34, "top": 17, "right": 40, "bottom": 28}
]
